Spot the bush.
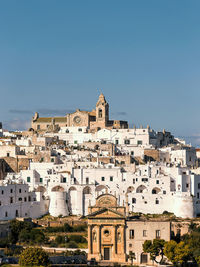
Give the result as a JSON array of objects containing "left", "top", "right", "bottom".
[
  {"left": 66, "top": 241, "right": 78, "bottom": 248},
  {"left": 73, "top": 225, "right": 87, "bottom": 232},
  {"left": 63, "top": 223, "right": 73, "bottom": 232},
  {"left": 55, "top": 235, "right": 68, "bottom": 245},
  {"left": 69, "top": 235, "right": 87, "bottom": 243},
  {"left": 19, "top": 247, "right": 49, "bottom": 266}
]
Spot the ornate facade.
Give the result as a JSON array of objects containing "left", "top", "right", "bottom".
[
  {"left": 87, "top": 193, "right": 127, "bottom": 263},
  {"left": 30, "top": 93, "right": 128, "bottom": 132},
  {"left": 87, "top": 193, "right": 171, "bottom": 265}
]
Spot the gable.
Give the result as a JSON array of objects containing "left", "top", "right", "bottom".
[{"left": 88, "top": 208, "right": 125, "bottom": 219}]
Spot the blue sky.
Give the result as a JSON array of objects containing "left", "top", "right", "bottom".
[{"left": 0, "top": 0, "right": 200, "bottom": 145}]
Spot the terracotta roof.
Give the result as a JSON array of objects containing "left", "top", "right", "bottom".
[{"left": 35, "top": 117, "right": 67, "bottom": 123}]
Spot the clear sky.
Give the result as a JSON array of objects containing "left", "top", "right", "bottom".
[{"left": 0, "top": 0, "right": 200, "bottom": 145}]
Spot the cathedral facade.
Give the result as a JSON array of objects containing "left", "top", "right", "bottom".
[{"left": 30, "top": 94, "right": 128, "bottom": 132}]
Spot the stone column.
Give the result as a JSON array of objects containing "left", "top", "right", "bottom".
[
  {"left": 114, "top": 225, "right": 117, "bottom": 254},
  {"left": 122, "top": 225, "right": 126, "bottom": 253},
  {"left": 98, "top": 225, "right": 101, "bottom": 258},
  {"left": 88, "top": 225, "right": 93, "bottom": 254}
]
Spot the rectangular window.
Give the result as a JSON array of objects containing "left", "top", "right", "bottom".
[
  {"left": 133, "top": 179, "right": 135, "bottom": 184},
  {"left": 186, "top": 183, "right": 189, "bottom": 188},
  {"left": 7, "top": 153, "right": 10, "bottom": 157},
  {"left": 129, "top": 230, "right": 134, "bottom": 239},
  {"left": 101, "top": 177, "right": 105, "bottom": 181},
  {"left": 110, "top": 176, "right": 113, "bottom": 182},
  {"left": 137, "top": 140, "right": 142, "bottom": 145},
  {"left": 197, "top": 192, "right": 200, "bottom": 199},
  {"left": 143, "top": 230, "right": 147, "bottom": 237},
  {"left": 10, "top": 197, "right": 13, "bottom": 204},
  {"left": 10, "top": 189, "right": 13, "bottom": 193},
  {"left": 198, "top": 183, "right": 200, "bottom": 189},
  {"left": 156, "top": 230, "right": 160, "bottom": 239},
  {"left": 37, "top": 125, "right": 40, "bottom": 130},
  {"left": 86, "top": 177, "right": 89, "bottom": 184},
  {"left": 124, "top": 139, "right": 130, "bottom": 145},
  {"left": 40, "top": 178, "right": 43, "bottom": 183},
  {"left": 19, "top": 189, "right": 21, "bottom": 193},
  {"left": 115, "top": 140, "right": 119, "bottom": 145},
  {"left": 63, "top": 177, "right": 66, "bottom": 183},
  {"left": 27, "top": 177, "right": 30, "bottom": 183},
  {"left": 156, "top": 180, "right": 159, "bottom": 184}
]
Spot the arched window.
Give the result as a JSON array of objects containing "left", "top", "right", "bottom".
[{"left": 98, "top": 109, "right": 102, "bottom": 118}]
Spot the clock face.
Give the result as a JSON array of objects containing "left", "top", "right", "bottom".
[{"left": 73, "top": 116, "right": 81, "bottom": 124}]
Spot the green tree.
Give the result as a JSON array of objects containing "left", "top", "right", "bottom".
[
  {"left": 143, "top": 239, "right": 166, "bottom": 264},
  {"left": 19, "top": 247, "right": 49, "bottom": 266},
  {"left": 164, "top": 240, "right": 177, "bottom": 264},
  {"left": 174, "top": 241, "right": 191, "bottom": 265},
  {"left": 128, "top": 251, "right": 136, "bottom": 265}
]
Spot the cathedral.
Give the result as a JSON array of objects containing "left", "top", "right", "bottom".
[{"left": 30, "top": 93, "right": 128, "bottom": 132}]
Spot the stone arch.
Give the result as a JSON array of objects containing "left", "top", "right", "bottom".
[
  {"left": 95, "top": 185, "right": 107, "bottom": 194},
  {"left": 152, "top": 187, "right": 161, "bottom": 194},
  {"left": 136, "top": 185, "right": 147, "bottom": 193},
  {"left": 51, "top": 186, "right": 64, "bottom": 192},
  {"left": 83, "top": 186, "right": 92, "bottom": 194},
  {"left": 127, "top": 186, "right": 135, "bottom": 193},
  {"left": 35, "top": 186, "right": 46, "bottom": 193},
  {"left": 69, "top": 186, "right": 77, "bottom": 191}
]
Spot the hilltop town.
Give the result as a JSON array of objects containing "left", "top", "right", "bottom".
[{"left": 0, "top": 94, "right": 200, "bottom": 265}]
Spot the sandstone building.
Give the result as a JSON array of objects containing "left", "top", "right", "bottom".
[
  {"left": 87, "top": 193, "right": 171, "bottom": 265},
  {"left": 30, "top": 94, "right": 128, "bottom": 132}
]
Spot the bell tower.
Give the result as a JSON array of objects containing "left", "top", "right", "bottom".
[{"left": 95, "top": 93, "right": 109, "bottom": 128}]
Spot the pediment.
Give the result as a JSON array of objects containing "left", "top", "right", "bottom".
[{"left": 88, "top": 208, "right": 125, "bottom": 219}]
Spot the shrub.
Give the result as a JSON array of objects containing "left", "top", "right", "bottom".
[
  {"left": 66, "top": 241, "right": 78, "bottom": 248},
  {"left": 69, "top": 235, "right": 87, "bottom": 243},
  {"left": 19, "top": 247, "right": 49, "bottom": 266}
]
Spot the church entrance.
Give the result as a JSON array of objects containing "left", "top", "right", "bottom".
[{"left": 104, "top": 247, "right": 110, "bottom": 260}]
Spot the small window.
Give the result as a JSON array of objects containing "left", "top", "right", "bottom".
[
  {"left": 155, "top": 199, "right": 159, "bottom": 204},
  {"left": 16, "top": 210, "right": 19, "bottom": 217},
  {"left": 133, "top": 179, "right": 135, "bottom": 184},
  {"left": 78, "top": 128, "right": 82, "bottom": 132},
  {"left": 156, "top": 230, "right": 160, "bottom": 238},
  {"left": 186, "top": 183, "right": 189, "bottom": 188},
  {"left": 163, "top": 190, "right": 166, "bottom": 194},
  {"left": 24, "top": 197, "right": 27, "bottom": 202},
  {"left": 156, "top": 180, "right": 159, "bottom": 184},
  {"left": 27, "top": 177, "right": 30, "bottom": 183},
  {"left": 18, "top": 198, "right": 22, "bottom": 201},
  {"left": 28, "top": 196, "right": 31, "bottom": 202},
  {"left": 104, "top": 230, "right": 110, "bottom": 236},
  {"left": 110, "top": 176, "right": 113, "bottom": 182},
  {"left": 115, "top": 140, "right": 119, "bottom": 145},
  {"left": 0, "top": 201, "right": 1, "bottom": 206},
  {"left": 197, "top": 192, "right": 200, "bottom": 199},
  {"left": 1, "top": 190, "right": 4, "bottom": 195},
  {"left": 5, "top": 212, "right": 8, "bottom": 217},
  {"left": 101, "top": 177, "right": 105, "bottom": 181},
  {"left": 40, "top": 178, "right": 43, "bottom": 183},
  {"left": 37, "top": 125, "right": 40, "bottom": 130},
  {"left": 132, "top": 198, "right": 136, "bottom": 204},
  {"left": 124, "top": 139, "right": 130, "bottom": 145},
  {"left": 10, "top": 197, "right": 13, "bottom": 204},
  {"left": 63, "top": 177, "right": 66, "bottom": 183},
  {"left": 19, "top": 189, "right": 21, "bottom": 193},
  {"left": 143, "top": 230, "right": 147, "bottom": 237},
  {"left": 86, "top": 177, "right": 89, "bottom": 184},
  {"left": 51, "top": 158, "right": 54, "bottom": 162},
  {"left": 10, "top": 189, "right": 13, "bottom": 193},
  {"left": 137, "top": 140, "right": 142, "bottom": 145},
  {"left": 7, "top": 153, "right": 10, "bottom": 157},
  {"left": 129, "top": 229, "right": 134, "bottom": 239},
  {"left": 198, "top": 183, "right": 200, "bottom": 189}
]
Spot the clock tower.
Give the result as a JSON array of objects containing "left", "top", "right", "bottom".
[{"left": 95, "top": 93, "right": 109, "bottom": 128}]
